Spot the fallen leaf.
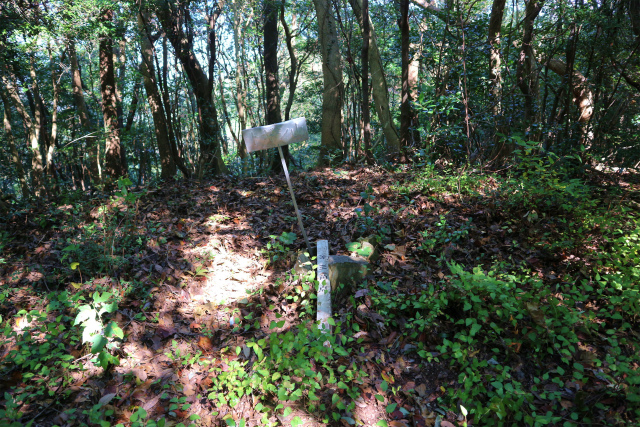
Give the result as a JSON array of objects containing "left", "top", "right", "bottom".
[
  {"left": 198, "top": 336, "right": 214, "bottom": 352},
  {"left": 98, "top": 393, "right": 117, "bottom": 406}
]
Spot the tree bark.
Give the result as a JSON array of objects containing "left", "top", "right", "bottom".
[
  {"left": 361, "top": 0, "right": 372, "bottom": 164},
  {"left": 69, "top": 39, "right": 100, "bottom": 185},
  {"left": 137, "top": 11, "right": 177, "bottom": 179},
  {"left": 399, "top": 0, "right": 412, "bottom": 154},
  {"left": 46, "top": 43, "right": 61, "bottom": 181},
  {"left": 280, "top": 3, "right": 297, "bottom": 123},
  {"left": 488, "top": 0, "right": 506, "bottom": 117},
  {"left": 349, "top": 0, "right": 400, "bottom": 156},
  {"left": 516, "top": 0, "right": 544, "bottom": 139},
  {"left": 0, "top": 90, "right": 30, "bottom": 198},
  {"left": 312, "top": 0, "right": 344, "bottom": 165},
  {"left": 1, "top": 66, "right": 45, "bottom": 196},
  {"left": 156, "top": 0, "right": 227, "bottom": 177},
  {"left": 232, "top": 0, "right": 248, "bottom": 159},
  {"left": 125, "top": 78, "right": 142, "bottom": 132},
  {"left": 100, "top": 9, "right": 126, "bottom": 179},
  {"left": 546, "top": 58, "right": 594, "bottom": 145}
]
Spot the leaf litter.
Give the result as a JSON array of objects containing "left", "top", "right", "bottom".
[{"left": 0, "top": 165, "right": 638, "bottom": 426}]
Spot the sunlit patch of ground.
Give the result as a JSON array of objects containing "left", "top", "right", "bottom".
[{"left": 187, "top": 234, "right": 270, "bottom": 306}]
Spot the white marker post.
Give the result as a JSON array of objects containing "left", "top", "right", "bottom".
[
  {"left": 316, "top": 240, "right": 331, "bottom": 332},
  {"left": 242, "top": 118, "right": 312, "bottom": 253}
]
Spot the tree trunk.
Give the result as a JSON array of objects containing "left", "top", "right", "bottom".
[
  {"left": 546, "top": 58, "right": 594, "bottom": 145},
  {"left": 46, "top": 43, "right": 61, "bottom": 182},
  {"left": 264, "top": 0, "right": 289, "bottom": 171},
  {"left": 516, "top": 0, "right": 544, "bottom": 139},
  {"left": 361, "top": 0, "right": 372, "bottom": 164},
  {"left": 69, "top": 39, "right": 100, "bottom": 184},
  {"left": 349, "top": 0, "right": 400, "bottom": 157},
  {"left": 159, "top": 35, "right": 190, "bottom": 178},
  {"left": 399, "top": 0, "right": 412, "bottom": 155},
  {"left": 0, "top": 90, "right": 30, "bottom": 197},
  {"left": 138, "top": 11, "right": 177, "bottom": 179},
  {"left": 280, "top": 3, "right": 297, "bottom": 123},
  {"left": 125, "top": 78, "right": 142, "bottom": 132},
  {"left": 1, "top": 67, "right": 45, "bottom": 196},
  {"left": 100, "top": 9, "right": 126, "bottom": 179},
  {"left": 312, "top": 0, "right": 344, "bottom": 165},
  {"left": 488, "top": 0, "right": 506, "bottom": 117},
  {"left": 232, "top": 0, "right": 249, "bottom": 159},
  {"left": 156, "top": 0, "right": 226, "bottom": 177}
]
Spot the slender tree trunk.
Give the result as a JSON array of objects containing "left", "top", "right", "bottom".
[
  {"left": 138, "top": 11, "right": 177, "bottom": 179},
  {"left": 264, "top": 0, "right": 289, "bottom": 171},
  {"left": 156, "top": 0, "right": 226, "bottom": 177},
  {"left": 361, "top": 0, "right": 372, "bottom": 164},
  {"left": 516, "top": 0, "right": 544, "bottom": 139},
  {"left": 312, "top": 0, "right": 344, "bottom": 165},
  {"left": 280, "top": 3, "right": 297, "bottom": 123},
  {"left": 100, "top": 9, "right": 126, "bottom": 179},
  {"left": 399, "top": 0, "right": 412, "bottom": 156},
  {"left": 349, "top": 0, "right": 400, "bottom": 156},
  {"left": 46, "top": 43, "right": 60, "bottom": 181},
  {"left": 232, "top": 0, "right": 248, "bottom": 159},
  {"left": 125, "top": 78, "right": 142, "bottom": 132},
  {"left": 69, "top": 39, "right": 100, "bottom": 184},
  {"left": 1, "top": 66, "right": 46, "bottom": 196},
  {"left": 159, "top": 35, "right": 190, "bottom": 177},
  {"left": 546, "top": 58, "right": 594, "bottom": 146},
  {"left": 488, "top": 0, "right": 506, "bottom": 117},
  {"left": 0, "top": 90, "right": 30, "bottom": 197}
]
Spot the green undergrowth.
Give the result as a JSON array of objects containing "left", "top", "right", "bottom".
[
  {"left": 379, "top": 152, "right": 640, "bottom": 425},
  {"left": 206, "top": 274, "right": 372, "bottom": 426}
]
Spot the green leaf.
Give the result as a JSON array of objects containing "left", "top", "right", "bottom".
[
  {"left": 99, "top": 302, "right": 118, "bottom": 316},
  {"left": 376, "top": 421, "right": 388, "bottom": 427},
  {"left": 279, "top": 232, "right": 297, "bottom": 245},
  {"left": 104, "top": 321, "right": 124, "bottom": 339},
  {"left": 74, "top": 306, "right": 95, "bottom": 326},
  {"left": 90, "top": 334, "right": 108, "bottom": 353},
  {"left": 386, "top": 403, "right": 397, "bottom": 413},
  {"left": 254, "top": 345, "right": 264, "bottom": 361},
  {"left": 460, "top": 404, "right": 468, "bottom": 417},
  {"left": 291, "top": 416, "right": 303, "bottom": 427},
  {"left": 470, "top": 323, "right": 481, "bottom": 336},
  {"left": 283, "top": 407, "right": 292, "bottom": 417}
]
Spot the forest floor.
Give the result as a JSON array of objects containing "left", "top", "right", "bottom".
[{"left": 0, "top": 162, "right": 639, "bottom": 427}]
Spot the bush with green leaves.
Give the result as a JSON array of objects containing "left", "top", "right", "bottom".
[
  {"left": 261, "top": 231, "right": 297, "bottom": 266},
  {"left": 208, "top": 315, "right": 367, "bottom": 425},
  {"left": 57, "top": 176, "right": 145, "bottom": 277},
  {"left": 73, "top": 291, "right": 123, "bottom": 369},
  {"left": 496, "top": 136, "right": 595, "bottom": 215}
]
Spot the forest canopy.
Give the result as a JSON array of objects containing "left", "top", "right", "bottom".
[{"left": 1, "top": 0, "right": 640, "bottom": 195}]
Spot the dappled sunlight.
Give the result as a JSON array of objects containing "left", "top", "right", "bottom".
[{"left": 185, "top": 234, "right": 268, "bottom": 306}]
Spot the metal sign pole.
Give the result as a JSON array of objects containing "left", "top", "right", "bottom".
[
  {"left": 242, "top": 118, "right": 313, "bottom": 254},
  {"left": 277, "top": 146, "right": 312, "bottom": 253}
]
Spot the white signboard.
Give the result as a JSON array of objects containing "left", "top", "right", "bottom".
[{"left": 242, "top": 117, "right": 309, "bottom": 153}]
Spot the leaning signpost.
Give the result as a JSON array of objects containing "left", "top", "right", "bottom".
[
  {"left": 242, "top": 118, "right": 312, "bottom": 253},
  {"left": 242, "top": 118, "right": 332, "bottom": 331}
]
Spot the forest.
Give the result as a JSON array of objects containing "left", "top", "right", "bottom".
[{"left": 1, "top": 0, "right": 640, "bottom": 426}]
